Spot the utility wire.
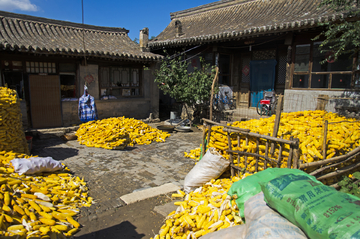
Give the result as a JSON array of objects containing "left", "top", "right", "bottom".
[{"left": 82, "top": 0, "right": 87, "bottom": 65}]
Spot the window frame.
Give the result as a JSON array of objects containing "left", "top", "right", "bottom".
[
  {"left": 99, "top": 66, "right": 142, "bottom": 99},
  {"left": 291, "top": 42, "right": 354, "bottom": 90}
]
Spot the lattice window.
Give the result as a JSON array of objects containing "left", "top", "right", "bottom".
[
  {"left": 277, "top": 51, "right": 287, "bottom": 84},
  {"left": 26, "top": 62, "right": 56, "bottom": 74},
  {"left": 252, "top": 49, "right": 276, "bottom": 61},
  {"left": 100, "top": 66, "right": 141, "bottom": 98}
]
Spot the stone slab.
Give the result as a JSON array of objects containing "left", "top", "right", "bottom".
[
  {"left": 120, "top": 183, "right": 180, "bottom": 205},
  {"left": 154, "top": 201, "right": 180, "bottom": 217}
]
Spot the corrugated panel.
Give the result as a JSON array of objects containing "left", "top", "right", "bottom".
[{"left": 29, "top": 75, "right": 62, "bottom": 128}]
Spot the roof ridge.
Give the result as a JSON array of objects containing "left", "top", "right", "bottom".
[
  {"left": 0, "top": 10, "right": 129, "bottom": 34},
  {"left": 170, "top": 0, "right": 257, "bottom": 20}
]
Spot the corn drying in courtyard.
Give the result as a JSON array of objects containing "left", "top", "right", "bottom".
[{"left": 76, "top": 116, "right": 171, "bottom": 150}]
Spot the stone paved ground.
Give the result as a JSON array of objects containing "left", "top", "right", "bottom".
[{"left": 31, "top": 125, "right": 203, "bottom": 238}]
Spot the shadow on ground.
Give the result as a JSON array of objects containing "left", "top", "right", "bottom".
[
  {"left": 31, "top": 137, "right": 79, "bottom": 160},
  {"left": 75, "top": 221, "right": 145, "bottom": 239}
]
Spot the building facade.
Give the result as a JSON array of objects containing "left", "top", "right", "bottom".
[
  {"left": 0, "top": 11, "right": 162, "bottom": 129},
  {"left": 149, "top": 0, "right": 360, "bottom": 119}
]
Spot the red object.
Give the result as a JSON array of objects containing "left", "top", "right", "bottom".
[
  {"left": 260, "top": 100, "right": 270, "bottom": 104},
  {"left": 242, "top": 65, "right": 250, "bottom": 76},
  {"left": 26, "top": 136, "right": 33, "bottom": 152}
]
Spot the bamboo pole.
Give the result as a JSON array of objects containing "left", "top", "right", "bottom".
[
  {"left": 202, "top": 118, "right": 250, "bottom": 132},
  {"left": 316, "top": 160, "right": 360, "bottom": 181},
  {"left": 226, "top": 149, "right": 279, "bottom": 165},
  {"left": 209, "top": 67, "right": 219, "bottom": 121},
  {"left": 201, "top": 125, "right": 207, "bottom": 157},
  {"left": 223, "top": 128, "right": 297, "bottom": 145},
  {"left": 270, "top": 95, "right": 283, "bottom": 154},
  {"left": 310, "top": 151, "right": 360, "bottom": 176},
  {"left": 322, "top": 120, "right": 328, "bottom": 160},
  {"left": 227, "top": 132, "right": 235, "bottom": 177},
  {"left": 299, "top": 146, "right": 360, "bottom": 169},
  {"left": 287, "top": 136, "right": 294, "bottom": 168}
]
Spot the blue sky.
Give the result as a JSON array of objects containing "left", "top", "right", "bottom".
[{"left": 0, "top": 0, "right": 215, "bottom": 41}]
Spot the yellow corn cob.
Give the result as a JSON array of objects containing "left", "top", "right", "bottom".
[
  {"left": 39, "top": 218, "right": 56, "bottom": 226},
  {"left": 66, "top": 216, "right": 80, "bottom": 228},
  {"left": 52, "top": 224, "right": 68, "bottom": 231},
  {"left": 13, "top": 205, "right": 25, "bottom": 215}
]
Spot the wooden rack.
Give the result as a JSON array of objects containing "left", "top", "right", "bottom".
[{"left": 202, "top": 118, "right": 300, "bottom": 177}]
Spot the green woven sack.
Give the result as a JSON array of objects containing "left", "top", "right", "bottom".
[
  {"left": 260, "top": 173, "right": 360, "bottom": 239},
  {"left": 227, "top": 168, "right": 309, "bottom": 218}
]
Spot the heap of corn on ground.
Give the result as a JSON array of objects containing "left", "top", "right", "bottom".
[
  {"left": 0, "top": 87, "right": 29, "bottom": 155},
  {"left": 76, "top": 116, "right": 171, "bottom": 150},
  {"left": 151, "top": 177, "right": 242, "bottom": 239},
  {"left": 185, "top": 110, "right": 360, "bottom": 184},
  {"left": 0, "top": 87, "right": 93, "bottom": 238}
]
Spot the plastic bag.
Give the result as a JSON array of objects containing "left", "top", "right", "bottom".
[
  {"left": 201, "top": 192, "right": 307, "bottom": 239},
  {"left": 243, "top": 192, "right": 307, "bottom": 239},
  {"left": 10, "top": 157, "right": 64, "bottom": 175},
  {"left": 260, "top": 173, "right": 360, "bottom": 239},
  {"left": 227, "top": 168, "right": 309, "bottom": 218},
  {"left": 183, "top": 147, "right": 229, "bottom": 193}
]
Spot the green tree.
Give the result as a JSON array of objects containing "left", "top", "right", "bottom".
[
  {"left": 133, "top": 37, "right": 139, "bottom": 44},
  {"left": 154, "top": 53, "right": 216, "bottom": 118},
  {"left": 314, "top": 0, "right": 360, "bottom": 63}
]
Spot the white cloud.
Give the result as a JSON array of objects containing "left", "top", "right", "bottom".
[{"left": 0, "top": 0, "right": 38, "bottom": 12}]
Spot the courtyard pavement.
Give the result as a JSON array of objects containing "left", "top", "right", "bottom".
[{"left": 31, "top": 124, "right": 202, "bottom": 224}]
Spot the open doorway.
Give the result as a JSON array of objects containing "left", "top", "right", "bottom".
[{"left": 3, "top": 71, "right": 24, "bottom": 99}]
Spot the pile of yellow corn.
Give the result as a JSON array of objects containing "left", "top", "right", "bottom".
[
  {"left": 76, "top": 117, "right": 171, "bottom": 150},
  {"left": 151, "top": 177, "right": 242, "bottom": 239},
  {"left": 0, "top": 151, "right": 93, "bottom": 238},
  {"left": 185, "top": 111, "right": 360, "bottom": 181},
  {"left": 0, "top": 87, "right": 29, "bottom": 155}
]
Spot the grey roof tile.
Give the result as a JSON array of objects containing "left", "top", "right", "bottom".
[
  {"left": 149, "top": 0, "right": 342, "bottom": 48},
  {"left": 0, "top": 10, "right": 162, "bottom": 62}
]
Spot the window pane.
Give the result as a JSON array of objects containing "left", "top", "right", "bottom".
[
  {"left": 122, "top": 89, "right": 130, "bottom": 96},
  {"left": 355, "top": 72, "right": 360, "bottom": 88},
  {"left": 330, "top": 54, "right": 353, "bottom": 71},
  {"left": 311, "top": 74, "right": 329, "bottom": 88},
  {"left": 331, "top": 74, "right": 351, "bottom": 89},
  {"left": 112, "top": 88, "right": 121, "bottom": 96},
  {"left": 121, "top": 69, "right": 129, "bottom": 86},
  {"left": 101, "top": 68, "right": 109, "bottom": 88},
  {"left": 132, "top": 69, "right": 139, "bottom": 86},
  {"left": 312, "top": 42, "right": 328, "bottom": 72},
  {"left": 113, "top": 69, "right": 120, "bottom": 86},
  {"left": 294, "top": 44, "right": 310, "bottom": 72},
  {"left": 293, "top": 75, "right": 309, "bottom": 88}
]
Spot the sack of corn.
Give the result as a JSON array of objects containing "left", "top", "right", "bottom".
[
  {"left": 0, "top": 151, "right": 93, "bottom": 238},
  {"left": 151, "top": 177, "right": 243, "bottom": 239},
  {"left": 184, "top": 148, "right": 229, "bottom": 193},
  {"left": 76, "top": 116, "right": 171, "bottom": 150},
  {"left": 227, "top": 168, "right": 309, "bottom": 218},
  {"left": 0, "top": 87, "right": 29, "bottom": 155},
  {"left": 260, "top": 172, "right": 360, "bottom": 239}
]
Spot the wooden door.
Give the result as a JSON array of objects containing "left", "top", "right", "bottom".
[{"left": 29, "top": 75, "right": 62, "bottom": 128}]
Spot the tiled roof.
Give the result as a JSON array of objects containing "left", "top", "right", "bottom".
[
  {"left": 0, "top": 11, "right": 162, "bottom": 62},
  {"left": 149, "top": 0, "right": 343, "bottom": 48}
]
